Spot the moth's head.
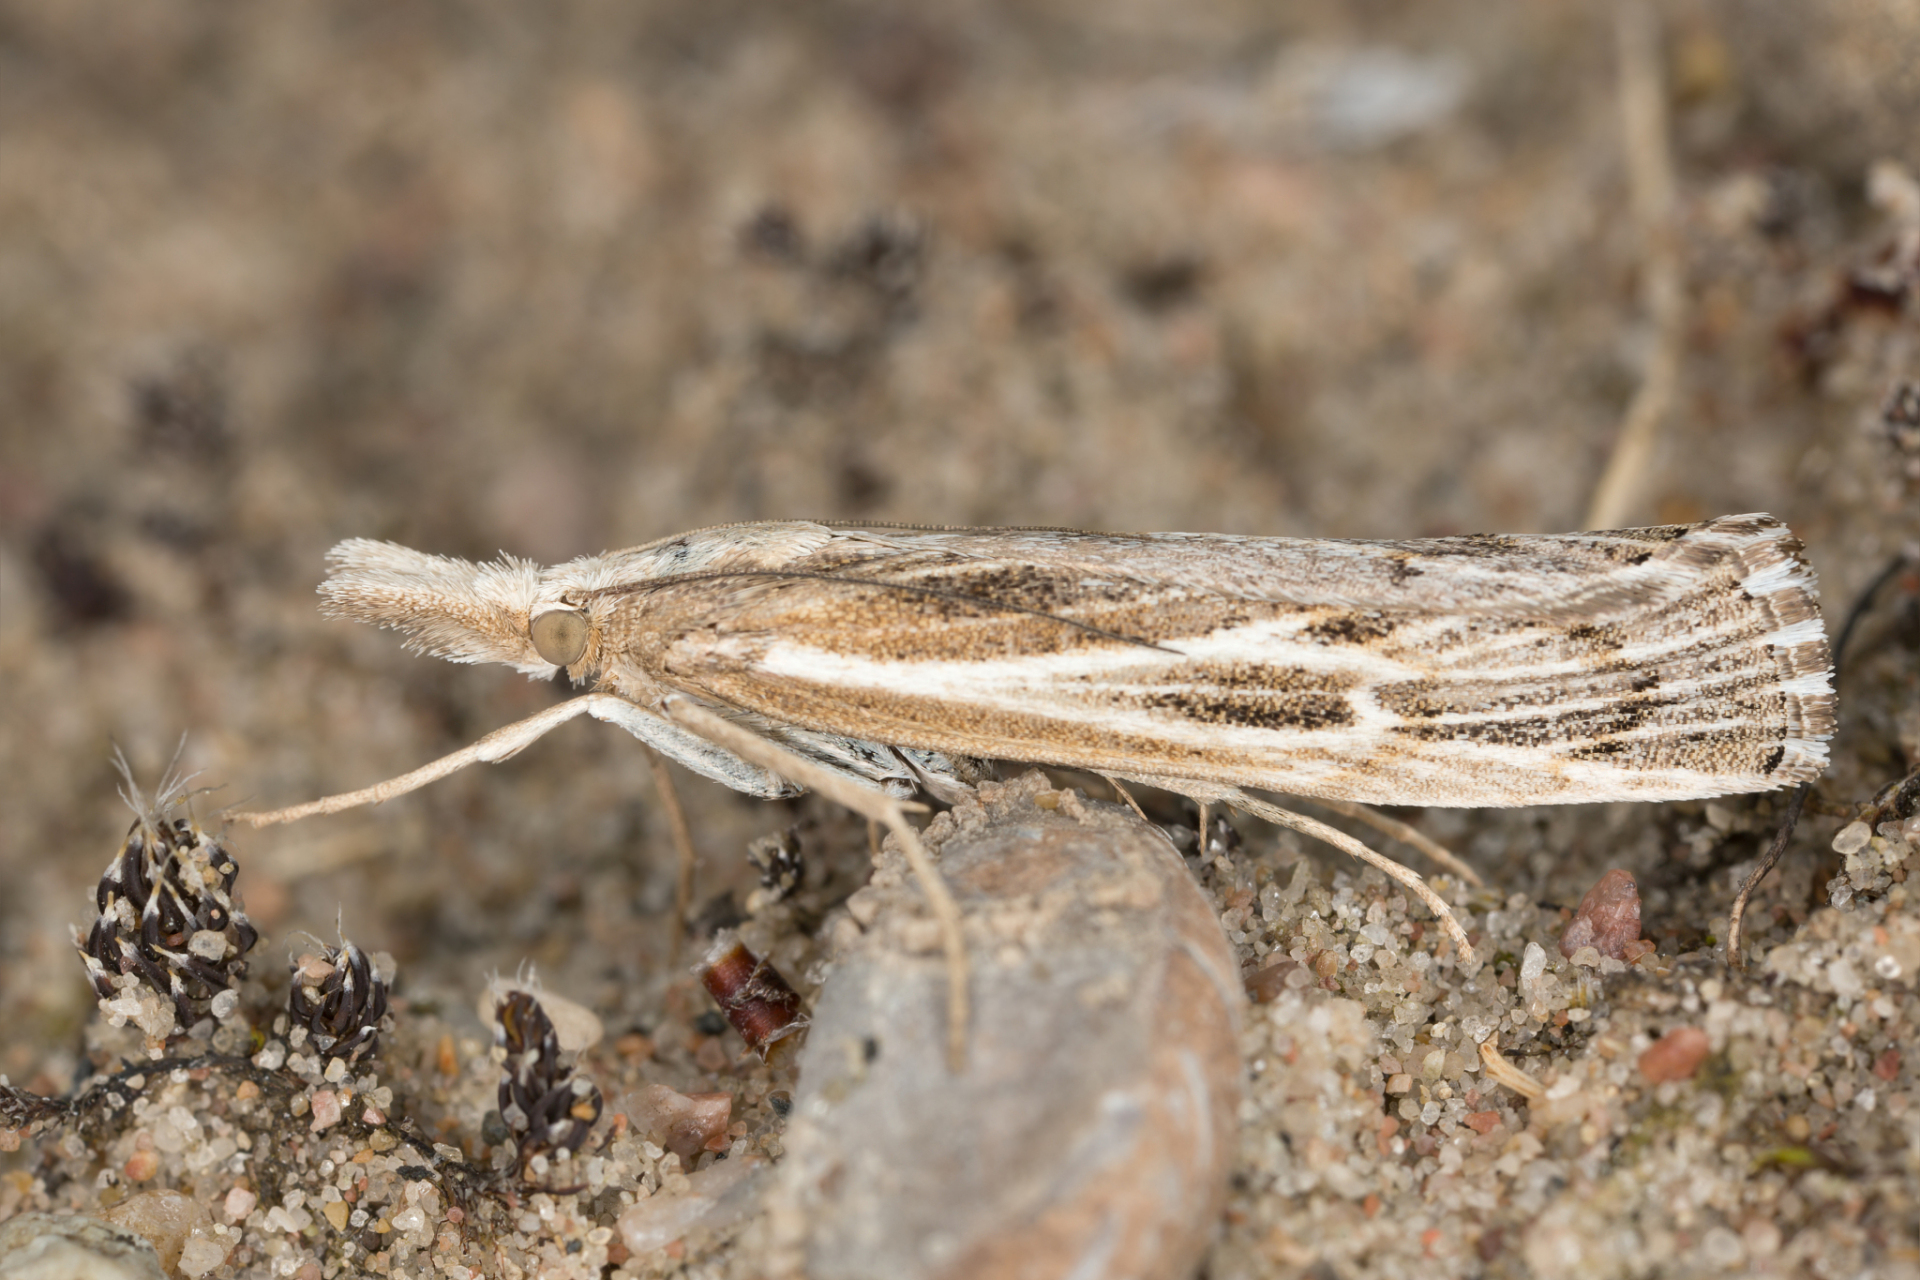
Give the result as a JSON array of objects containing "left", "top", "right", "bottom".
[{"left": 319, "top": 539, "right": 616, "bottom": 683}]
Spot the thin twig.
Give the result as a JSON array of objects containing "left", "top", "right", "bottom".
[
  {"left": 1585, "top": 0, "right": 1684, "bottom": 532},
  {"left": 1479, "top": 1040, "right": 1547, "bottom": 1101},
  {"left": 1725, "top": 782, "right": 1809, "bottom": 971},
  {"left": 643, "top": 747, "right": 700, "bottom": 965}
]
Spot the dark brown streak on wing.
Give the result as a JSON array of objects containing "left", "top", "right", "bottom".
[
  {"left": 580, "top": 569, "right": 1184, "bottom": 654},
  {"left": 1390, "top": 694, "right": 1753, "bottom": 752},
  {"left": 1140, "top": 688, "right": 1356, "bottom": 731},
  {"left": 1563, "top": 726, "right": 1788, "bottom": 776},
  {"left": 814, "top": 519, "right": 1097, "bottom": 536}
]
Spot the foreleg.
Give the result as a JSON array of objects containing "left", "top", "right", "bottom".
[
  {"left": 235, "top": 692, "right": 787, "bottom": 828},
  {"left": 662, "top": 698, "right": 972, "bottom": 1072}
]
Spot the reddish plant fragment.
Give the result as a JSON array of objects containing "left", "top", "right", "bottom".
[
  {"left": 1244, "top": 958, "right": 1305, "bottom": 1004},
  {"left": 699, "top": 935, "right": 806, "bottom": 1058}
]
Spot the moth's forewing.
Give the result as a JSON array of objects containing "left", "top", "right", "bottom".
[{"left": 639, "top": 516, "right": 1833, "bottom": 808}]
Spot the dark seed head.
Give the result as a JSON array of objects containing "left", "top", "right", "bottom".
[
  {"left": 76, "top": 757, "right": 257, "bottom": 1030},
  {"left": 289, "top": 939, "right": 391, "bottom": 1064},
  {"left": 493, "top": 991, "right": 603, "bottom": 1178}
]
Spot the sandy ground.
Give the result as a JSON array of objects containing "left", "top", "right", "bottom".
[{"left": 4, "top": 2, "right": 1920, "bottom": 1277}]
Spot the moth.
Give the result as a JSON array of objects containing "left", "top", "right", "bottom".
[{"left": 240, "top": 513, "right": 1834, "bottom": 1062}]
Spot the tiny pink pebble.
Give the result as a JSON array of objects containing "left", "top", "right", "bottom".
[
  {"left": 1639, "top": 1027, "right": 1711, "bottom": 1083},
  {"left": 1560, "top": 868, "right": 1644, "bottom": 960}
]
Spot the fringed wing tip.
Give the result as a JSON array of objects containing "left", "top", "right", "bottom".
[{"left": 1708, "top": 515, "right": 1838, "bottom": 757}]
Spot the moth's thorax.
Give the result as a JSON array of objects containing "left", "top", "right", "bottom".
[
  {"left": 559, "top": 522, "right": 838, "bottom": 589},
  {"left": 482, "top": 523, "right": 835, "bottom": 681}
]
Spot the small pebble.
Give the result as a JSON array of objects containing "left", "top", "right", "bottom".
[
  {"left": 1639, "top": 1027, "right": 1711, "bottom": 1083},
  {"left": 1743, "top": 1218, "right": 1782, "bottom": 1259},
  {"left": 625, "top": 1084, "right": 732, "bottom": 1160},
  {"left": 175, "top": 1234, "right": 227, "bottom": 1279},
  {"left": 1245, "top": 959, "right": 1306, "bottom": 1003},
  {"left": 0, "top": 1214, "right": 166, "bottom": 1280},
  {"left": 308, "top": 1090, "right": 342, "bottom": 1132},
  {"left": 693, "top": 1037, "right": 731, "bottom": 1073},
  {"left": 1559, "top": 869, "right": 1644, "bottom": 960},
  {"left": 292, "top": 953, "right": 335, "bottom": 984},
  {"left": 102, "top": 1190, "right": 209, "bottom": 1276},
  {"left": 222, "top": 1188, "right": 256, "bottom": 1223},
  {"left": 1832, "top": 821, "right": 1872, "bottom": 856},
  {"left": 1464, "top": 1111, "right": 1503, "bottom": 1135},
  {"left": 617, "top": 1158, "right": 762, "bottom": 1256}
]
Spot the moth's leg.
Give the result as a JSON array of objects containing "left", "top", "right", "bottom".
[
  {"left": 1307, "top": 798, "right": 1484, "bottom": 888},
  {"left": 236, "top": 694, "right": 640, "bottom": 827},
  {"left": 1217, "top": 787, "right": 1478, "bottom": 969},
  {"left": 641, "top": 746, "right": 701, "bottom": 963},
  {"left": 771, "top": 728, "right": 922, "bottom": 797},
  {"left": 1100, "top": 775, "right": 1151, "bottom": 824},
  {"left": 238, "top": 691, "right": 799, "bottom": 830},
  {"left": 585, "top": 696, "right": 793, "bottom": 798},
  {"left": 661, "top": 698, "right": 973, "bottom": 1073},
  {"left": 898, "top": 749, "right": 977, "bottom": 806}
]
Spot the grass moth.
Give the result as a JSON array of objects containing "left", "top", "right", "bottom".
[{"left": 239, "top": 513, "right": 1835, "bottom": 1062}]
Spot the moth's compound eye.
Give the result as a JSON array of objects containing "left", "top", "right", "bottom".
[{"left": 530, "top": 610, "right": 589, "bottom": 666}]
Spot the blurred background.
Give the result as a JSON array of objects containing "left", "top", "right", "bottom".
[{"left": 2, "top": 0, "right": 1917, "bottom": 1256}]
